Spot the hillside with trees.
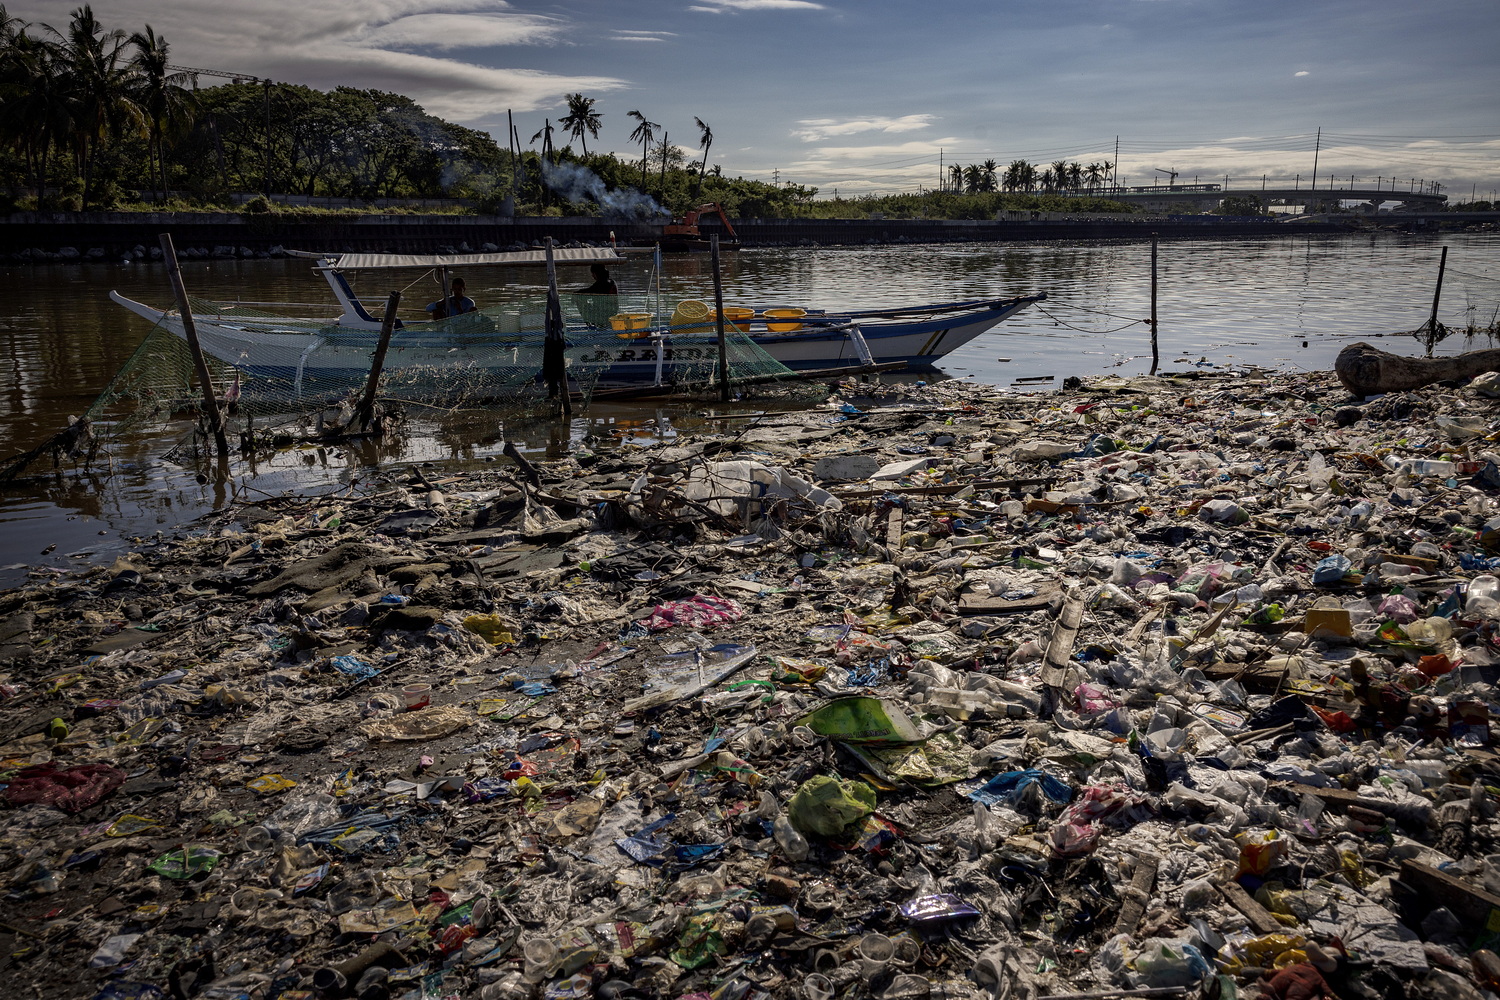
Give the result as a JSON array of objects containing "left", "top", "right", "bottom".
[{"left": 1, "top": 5, "right": 1136, "bottom": 220}]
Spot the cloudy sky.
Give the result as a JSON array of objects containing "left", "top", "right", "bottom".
[{"left": 18, "top": 0, "right": 1500, "bottom": 199}]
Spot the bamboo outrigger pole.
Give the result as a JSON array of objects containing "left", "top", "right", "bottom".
[
  {"left": 158, "top": 232, "right": 228, "bottom": 455},
  {"left": 357, "top": 291, "right": 402, "bottom": 432}
]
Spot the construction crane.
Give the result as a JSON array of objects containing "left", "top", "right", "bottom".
[
  {"left": 168, "top": 64, "right": 272, "bottom": 198},
  {"left": 1154, "top": 168, "right": 1179, "bottom": 187}
]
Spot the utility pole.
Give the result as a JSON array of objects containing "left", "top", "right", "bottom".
[
  {"left": 1310, "top": 127, "right": 1320, "bottom": 195},
  {"left": 1114, "top": 136, "right": 1119, "bottom": 188},
  {"left": 939, "top": 148, "right": 943, "bottom": 193},
  {"left": 772, "top": 168, "right": 780, "bottom": 186}
]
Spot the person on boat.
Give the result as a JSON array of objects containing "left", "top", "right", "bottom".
[
  {"left": 574, "top": 264, "right": 619, "bottom": 327},
  {"left": 427, "top": 278, "right": 476, "bottom": 319}
]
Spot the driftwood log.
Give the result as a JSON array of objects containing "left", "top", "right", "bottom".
[{"left": 1335, "top": 341, "right": 1500, "bottom": 397}]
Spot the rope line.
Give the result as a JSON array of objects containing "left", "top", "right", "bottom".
[
  {"left": 1447, "top": 267, "right": 1500, "bottom": 285},
  {"left": 1035, "top": 304, "right": 1150, "bottom": 335}
]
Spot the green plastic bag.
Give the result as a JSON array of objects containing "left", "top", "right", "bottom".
[
  {"left": 788, "top": 775, "right": 877, "bottom": 837},
  {"left": 147, "top": 844, "right": 222, "bottom": 880},
  {"left": 796, "top": 697, "right": 923, "bottom": 744}
]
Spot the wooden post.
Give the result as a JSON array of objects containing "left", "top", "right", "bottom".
[
  {"left": 1148, "top": 233, "right": 1159, "bottom": 376},
  {"left": 158, "top": 232, "right": 228, "bottom": 455},
  {"left": 357, "top": 291, "right": 401, "bottom": 432},
  {"left": 542, "top": 238, "right": 571, "bottom": 414},
  {"left": 711, "top": 235, "right": 729, "bottom": 402},
  {"left": 1425, "top": 245, "right": 1448, "bottom": 357}
]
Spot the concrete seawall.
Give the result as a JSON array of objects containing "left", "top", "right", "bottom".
[{"left": 0, "top": 211, "right": 1350, "bottom": 259}]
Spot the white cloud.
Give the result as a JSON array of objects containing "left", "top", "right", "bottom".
[
  {"left": 792, "top": 115, "right": 938, "bottom": 141},
  {"left": 9, "top": 0, "right": 628, "bottom": 119},
  {"left": 609, "top": 29, "right": 677, "bottom": 42},
  {"left": 1295, "top": 70, "right": 1309, "bottom": 76},
  {"left": 688, "top": 0, "right": 825, "bottom": 12},
  {"left": 355, "top": 12, "right": 566, "bottom": 51}
]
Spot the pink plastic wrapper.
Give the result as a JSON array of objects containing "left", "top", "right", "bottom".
[
  {"left": 644, "top": 594, "right": 745, "bottom": 632},
  {"left": 2, "top": 762, "right": 126, "bottom": 814}
]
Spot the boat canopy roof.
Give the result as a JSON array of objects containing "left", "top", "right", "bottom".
[{"left": 306, "top": 248, "right": 626, "bottom": 270}]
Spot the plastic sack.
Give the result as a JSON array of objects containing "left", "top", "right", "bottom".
[
  {"left": 787, "top": 775, "right": 877, "bottom": 837},
  {"left": 796, "top": 697, "right": 923, "bottom": 744},
  {"left": 1236, "top": 828, "right": 1288, "bottom": 877},
  {"left": 1, "top": 762, "right": 125, "bottom": 814}
]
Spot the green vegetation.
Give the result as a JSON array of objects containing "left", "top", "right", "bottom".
[{"left": 0, "top": 4, "right": 1141, "bottom": 221}]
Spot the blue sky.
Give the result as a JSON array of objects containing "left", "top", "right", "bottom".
[{"left": 21, "top": 0, "right": 1500, "bottom": 199}]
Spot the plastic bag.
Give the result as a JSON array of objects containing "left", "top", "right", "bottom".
[{"left": 787, "top": 775, "right": 877, "bottom": 837}]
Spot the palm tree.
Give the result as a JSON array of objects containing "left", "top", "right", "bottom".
[
  {"left": 128, "top": 25, "right": 195, "bottom": 204},
  {"left": 626, "top": 109, "right": 657, "bottom": 190},
  {"left": 1084, "top": 162, "right": 1103, "bottom": 194},
  {"left": 1100, "top": 160, "right": 1114, "bottom": 189},
  {"left": 947, "top": 162, "right": 962, "bottom": 193},
  {"left": 559, "top": 93, "right": 600, "bottom": 156},
  {"left": 1039, "top": 168, "right": 1056, "bottom": 193},
  {"left": 962, "top": 163, "right": 983, "bottom": 195},
  {"left": 1067, "top": 162, "right": 1083, "bottom": 193},
  {"left": 1002, "top": 159, "right": 1026, "bottom": 193},
  {"left": 529, "top": 118, "right": 555, "bottom": 164},
  {"left": 691, "top": 115, "right": 712, "bottom": 200},
  {"left": 1048, "top": 160, "right": 1069, "bottom": 193},
  {"left": 51, "top": 5, "right": 142, "bottom": 208},
  {"left": 981, "top": 159, "right": 998, "bottom": 193}
]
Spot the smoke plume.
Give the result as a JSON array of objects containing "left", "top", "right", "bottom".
[{"left": 541, "top": 161, "right": 669, "bottom": 221}]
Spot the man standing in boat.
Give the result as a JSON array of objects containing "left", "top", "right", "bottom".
[{"left": 427, "top": 277, "right": 476, "bottom": 319}]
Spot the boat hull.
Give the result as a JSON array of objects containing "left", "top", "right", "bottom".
[{"left": 108, "top": 291, "right": 1042, "bottom": 398}]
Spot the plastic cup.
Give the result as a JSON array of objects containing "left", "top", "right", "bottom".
[
  {"left": 522, "top": 938, "right": 558, "bottom": 983},
  {"left": 890, "top": 934, "right": 921, "bottom": 968},
  {"left": 858, "top": 932, "right": 895, "bottom": 964},
  {"left": 402, "top": 683, "right": 432, "bottom": 710},
  {"left": 803, "top": 973, "right": 834, "bottom": 1000}
]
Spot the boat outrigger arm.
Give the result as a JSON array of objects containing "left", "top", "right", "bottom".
[{"left": 287, "top": 248, "right": 628, "bottom": 332}]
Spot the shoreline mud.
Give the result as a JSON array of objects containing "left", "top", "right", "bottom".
[{"left": 2, "top": 368, "right": 1499, "bottom": 1000}]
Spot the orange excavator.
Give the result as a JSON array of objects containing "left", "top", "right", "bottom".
[{"left": 658, "top": 203, "right": 740, "bottom": 252}]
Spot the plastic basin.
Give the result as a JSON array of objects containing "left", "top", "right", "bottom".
[{"left": 763, "top": 307, "right": 807, "bottom": 332}]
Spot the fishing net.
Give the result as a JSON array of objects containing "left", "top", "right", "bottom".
[
  {"left": 83, "top": 290, "right": 837, "bottom": 448},
  {"left": 1408, "top": 265, "right": 1500, "bottom": 352}
]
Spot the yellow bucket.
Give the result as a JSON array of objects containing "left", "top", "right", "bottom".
[
  {"left": 763, "top": 307, "right": 807, "bottom": 332},
  {"left": 671, "top": 299, "right": 712, "bottom": 332},
  {"left": 610, "top": 312, "right": 652, "bottom": 331},
  {"left": 711, "top": 306, "right": 755, "bottom": 333}
]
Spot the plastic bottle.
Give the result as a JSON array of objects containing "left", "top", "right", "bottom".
[
  {"left": 1392, "top": 458, "right": 1457, "bottom": 477},
  {"left": 773, "top": 813, "right": 809, "bottom": 862}
]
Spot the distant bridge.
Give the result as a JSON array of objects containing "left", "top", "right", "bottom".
[{"left": 1098, "top": 183, "right": 1447, "bottom": 213}]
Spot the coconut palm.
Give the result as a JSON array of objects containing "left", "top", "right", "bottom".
[
  {"left": 1039, "top": 168, "right": 1056, "bottom": 193},
  {"left": 1002, "top": 159, "right": 1029, "bottom": 193},
  {"left": 947, "top": 162, "right": 962, "bottom": 193},
  {"left": 0, "top": 13, "right": 67, "bottom": 197},
  {"left": 962, "top": 163, "right": 983, "bottom": 195},
  {"left": 691, "top": 115, "right": 712, "bottom": 199},
  {"left": 1047, "top": 160, "right": 1068, "bottom": 193},
  {"left": 626, "top": 109, "right": 657, "bottom": 190},
  {"left": 1084, "top": 162, "right": 1103, "bottom": 194},
  {"left": 1100, "top": 160, "right": 1114, "bottom": 188},
  {"left": 981, "top": 159, "right": 998, "bottom": 193},
  {"left": 128, "top": 25, "right": 195, "bottom": 203},
  {"left": 529, "top": 118, "right": 555, "bottom": 164},
  {"left": 559, "top": 93, "right": 600, "bottom": 156},
  {"left": 1067, "top": 162, "right": 1083, "bottom": 193},
  {"left": 51, "top": 5, "right": 143, "bottom": 208}
]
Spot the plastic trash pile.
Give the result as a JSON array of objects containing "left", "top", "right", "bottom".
[{"left": 2, "top": 366, "right": 1500, "bottom": 1000}]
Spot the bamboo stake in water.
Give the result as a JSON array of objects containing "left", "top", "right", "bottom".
[
  {"left": 158, "top": 232, "right": 228, "bottom": 455},
  {"left": 1149, "top": 233, "right": 1159, "bottom": 376},
  {"left": 712, "top": 235, "right": 730, "bottom": 402},
  {"left": 357, "top": 291, "right": 402, "bottom": 432},
  {"left": 1425, "top": 245, "right": 1448, "bottom": 357}
]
